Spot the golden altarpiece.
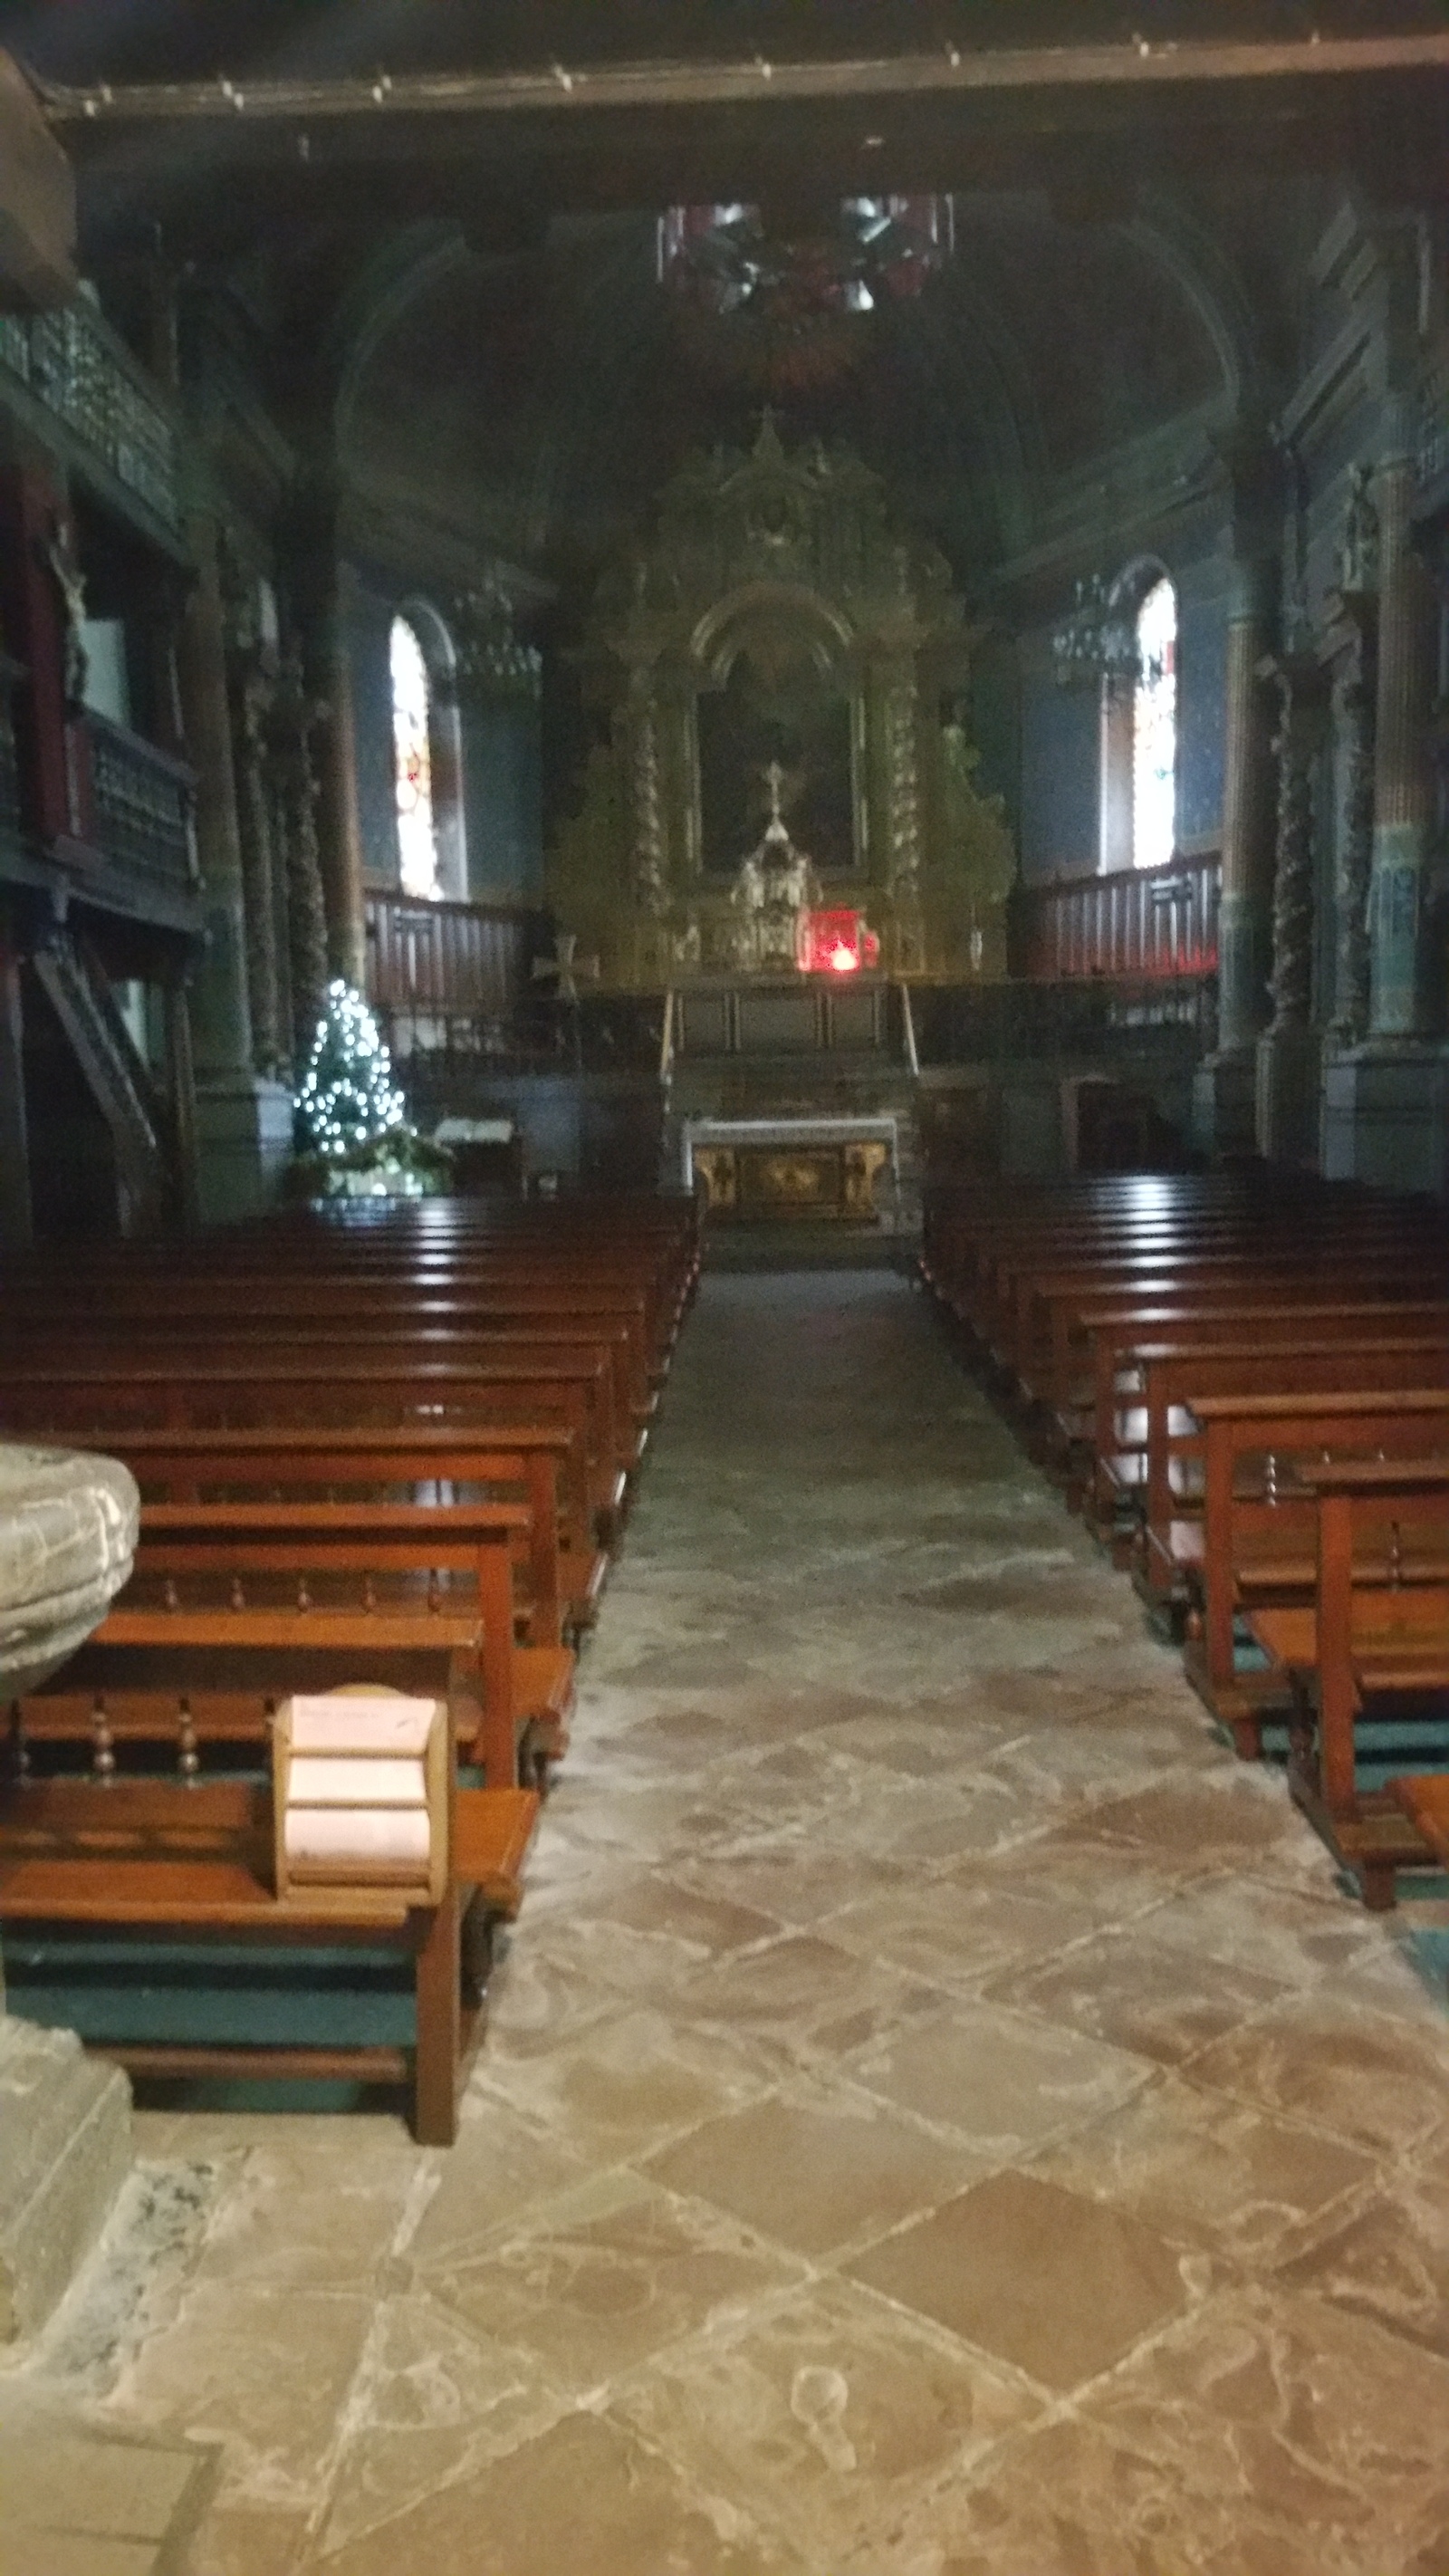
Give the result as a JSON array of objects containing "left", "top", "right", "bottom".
[{"left": 549, "top": 419, "right": 1012, "bottom": 995}]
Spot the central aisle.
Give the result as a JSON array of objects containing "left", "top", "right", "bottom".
[{"left": 98, "top": 1272, "right": 1449, "bottom": 2573}]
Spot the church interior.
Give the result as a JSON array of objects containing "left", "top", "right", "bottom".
[{"left": 1, "top": 7, "right": 1448, "bottom": 2571}]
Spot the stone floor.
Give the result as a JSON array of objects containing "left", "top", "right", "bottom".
[{"left": 7, "top": 1265, "right": 1449, "bottom": 2576}]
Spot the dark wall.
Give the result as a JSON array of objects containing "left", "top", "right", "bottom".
[
  {"left": 350, "top": 580, "right": 401, "bottom": 888},
  {"left": 1019, "top": 652, "right": 1099, "bottom": 882},
  {"left": 1176, "top": 557, "right": 1227, "bottom": 849},
  {"left": 968, "top": 634, "right": 1022, "bottom": 845},
  {"left": 462, "top": 695, "right": 544, "bottom": 903}
]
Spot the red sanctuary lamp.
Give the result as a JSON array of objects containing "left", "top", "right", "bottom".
[{"left": 800, "top": 909, "right": 880, "bottom": 976}]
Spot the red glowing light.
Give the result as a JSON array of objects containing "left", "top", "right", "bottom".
[{"left": 802, "top": 908, "right": 878, "bottom": 975}]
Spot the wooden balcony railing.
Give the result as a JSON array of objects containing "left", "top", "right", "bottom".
[
  {"left": 87, "top": 714, "right": 197, "bottom": 899},
  {"left": 364, "top": 891, "right": 551, "bottom": 1055},
  {"left": 1022, "top": 851, "right": 1220, "bottom": 982},
  {"left": 0, "top": 301, "right": 181, "bottom": 533}
]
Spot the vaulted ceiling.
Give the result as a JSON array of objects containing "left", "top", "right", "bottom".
[{"left": 5, "top": 3, "right": 1436, "bottom": 617}]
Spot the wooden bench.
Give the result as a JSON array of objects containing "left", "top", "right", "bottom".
[
  {"left": 1247, "top": 1457, "right": 1449, "bottom": 1908},
  {"left": 1012, "top": 1241, "right": 1449, "bottom": 1407},
  {"left": 0, "top": 1354, "right": 617, "bottom": 1581},
  {"left": 1183, "top": 1390, "right": 1449, "bottom": 1749},
  {"left": 130, "top": 1499, "right": 576, "bottom": 1788},
  {"left": 2, "top": 1615, "right": 541, "bottom": 2141},
  {"left": 1070, "top": 1298, "right": 1449, "bottom": 1531},
  {"left": 1123, "top": 1338, "right": 1449, "bottom": 1606},
  {"left": 83, "top": 1424, "right": 581, "bottom": 1647},
  {"left": 0, "top": 1305, "right": 657, "bottom": 1456}
]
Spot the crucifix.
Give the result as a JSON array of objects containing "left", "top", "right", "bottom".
[{"left": 45, "top": 513, "right": 90, "bottom": 714}]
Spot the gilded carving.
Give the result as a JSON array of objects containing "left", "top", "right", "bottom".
[{"left": 552, "top": 418, "right": 990, "bottom": 984}]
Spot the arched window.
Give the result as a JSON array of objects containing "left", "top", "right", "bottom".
[
  {"left": 1132, "top": 576, "right": 1177, "bottom": 870},
  {"left": 390, "top": 614, "right": 439, "bottom": 899}
]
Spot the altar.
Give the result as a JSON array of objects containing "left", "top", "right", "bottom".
[{"left": 682, "top": 1114, "right": 900, "bottom": 1224}]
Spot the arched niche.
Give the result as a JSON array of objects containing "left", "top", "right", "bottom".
[{"left": 691, "top": 584, "right": 864, "bottom": 885}]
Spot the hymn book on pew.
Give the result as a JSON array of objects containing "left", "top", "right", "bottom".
[{"left": 273, "top": 1692, "right": 449, "bottom": 1906}]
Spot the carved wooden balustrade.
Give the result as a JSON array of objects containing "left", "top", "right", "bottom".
[
  {"left": 87, "top": 714, "right": 197, "bottom": 906},
  {"left": 364, "top": 891, "right": 552, "bottom": 1062},
  {"left": 0, "top": 303, "right": 180, "bottom": 535},
  {"left": 1021, "top": 851, "right": 1221, "bottom": 983}
]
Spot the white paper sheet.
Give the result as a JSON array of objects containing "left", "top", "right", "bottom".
[
  {"left": 287, "top": 1695, "right": 437, "bottom": 1756},
  {"left": 283, "top": 1807, "right": 432, "bottom": 1866}
]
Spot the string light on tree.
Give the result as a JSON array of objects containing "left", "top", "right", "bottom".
[{"left": 294, "top": 980, "right": 407, "bottom": 1161}]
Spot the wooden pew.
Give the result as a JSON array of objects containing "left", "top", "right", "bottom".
[
  {"left": 0, "top": 1355, "right": 615, "bottom": 1583},
  {"left": 130, "top": 1498, "right": 576, "bottom": 1787},
  {"left": 926, "top": 1187, "right": 1440, "bottom": 1368},
  {"left": 1122, "top": 1337, "right": 1449, "bottom": 1606},
  {"left": 1012, "top": 1241, "right": 1449, "bottom": 1408},
  {"left": 0, "top": 1190, "right": 693, "bottom": 2134},
  {"left": 2, "top": 1612, "right": 541, "bottom": 2142},
  {"left": 0, "top": 1299, "right": 657, "bottom": 1452},
  {"left": 1070, "top": 1298, "right": 1449, "bottom": 1530},
  {"left": 1183, "top": 1390, "right": 1449, "bottom": 1751},
  {"left": 68, "top": 1426, "right": 578, "bottom": 1650},
  {"left": 1247, "top": 1456, "right": 1449, "bottom": 1908}
]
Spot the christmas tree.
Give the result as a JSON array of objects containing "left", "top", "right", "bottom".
[{"left": 294, "top": 980, "right": 407, "bottom": 1162}]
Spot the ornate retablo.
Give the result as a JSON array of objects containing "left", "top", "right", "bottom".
[{"left": 548, "top": 418, "right": 1015, "bottom": 987}]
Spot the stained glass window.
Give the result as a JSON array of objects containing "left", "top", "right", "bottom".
[
  {"left": 1133, "top": 577, "right": 1177, "bottom": 870},
  {"left": 390, "top": 615, "right": 438, "bottom": 899}
]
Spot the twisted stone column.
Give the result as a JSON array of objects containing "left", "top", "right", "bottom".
[
  {"left": 230, "top": 648, "right": 283, "bottom": 1076},
  {"left": 1214, "top": 559, "right": 1277, "bottom": 1057},
  {"left": 1367, "top": 418, "right": 1435, "bottom": 1041},
  {"left": 1195, "top": 553, "right": 1276, "bottom": 1157},
  {"left": 1265, "top": 658, "right": 1326, "bottom": 1034},
  {"left": 289, "top": 488, "right": 366, "bottom": 992},
  {"left": 1327, "top": 638, "right": 1376, "bottom": 1046},
  {"left": 1256, "top": 654, "right": 1327, "bottom": 1166},
  {"left": 884, "top": 663, "right": 926, "bottom": 975},
  {"left": 266, "top": 649, "right": 330, "bottom": 1065},
  {"left": 176, "top": 508, "right": 253, "bottom": 1082}
]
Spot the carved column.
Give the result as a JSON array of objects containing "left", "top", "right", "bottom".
[
  {"left": 1194, "top": 550, "right": 1276, "bottom": 1155},
  {"left": 290, "top": 488, "right": 366, "bottom": 991},
  {"left": 1264, "top": 657, "right": 1326, "bottom": 1034},
  {"left": 231, "top": 651, "right": 283, "bottom": 1075},
  {"left": 217, "top": 538, "right": 284, "bottom": 1078},
  {"left": 1215, "top": 558, "right": 1278, "bottom": 1056},
  {"left": 175, "top": 506, "right": 293, "bottom": 1219},
  {"left": 883, "top": 661, "right": 926, "bottom": 976},
  {"left": 265, "top": 647, "right": 331, "bottom": 1066},
  {"left": 1326, "top": 613, "right": 1377, "bottom": 1047},
  {"left": 176, "top": 508, "right": 253, "bottom": 1082},
  {"left": 625, "top": 668, "right": 671, "bottom": 982},
  {"left": 1367, "top": 411, "right": 1435, "bottom": 1040},
  {"left": 1255, "top": 652, "right": 1327, "bottom": 1164}
]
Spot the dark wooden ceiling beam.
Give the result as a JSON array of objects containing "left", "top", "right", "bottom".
[
  {"left": 38, "top": 29, "right": 1449, "bottom": 138},
  {"left": 0, "top": 55, "right": 76, "bottom": 305}
]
